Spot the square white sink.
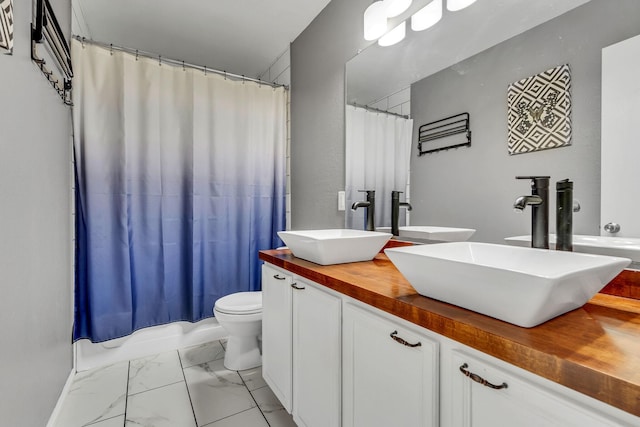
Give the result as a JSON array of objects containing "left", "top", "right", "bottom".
[
  {"left": 385, "top": 242, "right": 630, "bottom": 327},
  {"left": 377, "top": 226, "right": 475, "bottom": 242},
  {"left": 278, "top": 229, "right": 392, "bottom": 265},
  {"left": 505, "top": 234, "right": 640, "bottom": 263}
]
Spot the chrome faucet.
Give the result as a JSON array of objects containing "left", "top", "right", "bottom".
[
  {"left": 391, "top": 191, "right": 412, "bottom": 236},
  {"left": 352, "top": 190, "right": 376, "bottom": 231},
  {"left": 514, "top": 176, "right": 550, "bottom": 249}
]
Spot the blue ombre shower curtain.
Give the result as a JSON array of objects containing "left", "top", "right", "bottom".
[{"left": 71, "top": 40, "right": 286, "bottom": 342}]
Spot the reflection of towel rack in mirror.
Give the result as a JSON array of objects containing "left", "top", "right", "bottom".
[
  {"left": 31, "top": 0, "right": 73, "bottom": 105},
  {"left": 418, "top": 112, "right": 471, "bottom": 155}
]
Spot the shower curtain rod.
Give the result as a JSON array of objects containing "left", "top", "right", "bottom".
[
  {"left": 348, "top": 102, "right": 409, "bottom": 119},
  {"left": 72, "top": 36, "right": 288, "bottom": 90}
]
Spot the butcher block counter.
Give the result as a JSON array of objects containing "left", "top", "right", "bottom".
[{"left": 259, "top": 244, "right": 640, "bottom": 418}]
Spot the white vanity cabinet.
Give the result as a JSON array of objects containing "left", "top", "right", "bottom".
[
  {"left": 262, "top": 260, "right": 639, "bottom": 427},
  {"left": 292, "top": 277, "right": 342, "bottom": 427},
  {"left": 440, "top": 342, "right": 633, "bottom": 427},
  {"left": 261, "top": 264, "right": 342, "bottom": 427},
  {"left": 261, "top": 264, "right": 293, "bottom": 412},
  {"left": 342, "top": 302, "right": 439, "bottom": 427}
]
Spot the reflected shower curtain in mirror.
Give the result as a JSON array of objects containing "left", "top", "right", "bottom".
[
  {"left": 72, "top": 40, "right": 286, "bottom": 342},
  {"left": 345, "top": 105, "right": 413, "bottom": 230}
]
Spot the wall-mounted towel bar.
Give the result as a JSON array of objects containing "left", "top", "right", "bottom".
[
  {"left": 418, "top": 112, "right": 471, "bottom": 155},
  {"left": 31, "top": 0, "right": 73, "bottom": 105}
]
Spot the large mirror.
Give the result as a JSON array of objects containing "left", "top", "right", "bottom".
[{"left": 346, "top": 0, "right": 640, "bottom": 244}]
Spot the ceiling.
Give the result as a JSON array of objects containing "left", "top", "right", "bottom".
[{"left": 72, "top": 0, "right": 332, "bottom": 79}]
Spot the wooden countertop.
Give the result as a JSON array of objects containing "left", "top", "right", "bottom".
[{"left": 259, "top": 247, "right": 640, "bottom": 417}]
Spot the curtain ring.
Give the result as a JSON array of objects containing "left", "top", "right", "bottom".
[
  {"left": 159, "top": 55, "right": 162, "bottom": 67},
  {"left": 224, "top": 71, "right": 227, "bottom": 80},
  {"left": 110, "top": 44, "right": 113, "bottom": 55},
  {"left": 135, "top": 50, "right": 139, "bottom": 61},
  {"left": 182, "top": 61, "right": 185, "bottom": 71},
  {"left": 242, "top": 75, "right": 245, "bottom": 84},
  {"left": 81, "top": 37, "right": 85, "bottom": 49},
  {"left": 204, "top": 65, "right": 207, "bottom": 76}
]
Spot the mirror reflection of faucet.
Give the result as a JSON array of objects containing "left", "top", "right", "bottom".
[
  {"left": 391, "top": 190, "right": 412, "bottom": 236},
  {"left": 555, "top": 179, "right": 574, "bottom": 251},
  {"left": 514, "top": 176, "right": 550, "bottom": 249},
  {"left": 351, "top": 190, "right": 376, "bottom": 232}
]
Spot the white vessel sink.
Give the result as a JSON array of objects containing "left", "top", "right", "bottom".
[
  {"left": 385, "top": 242, "right": 630, "bottom": 327},
  {"left": 278, "top": 229, "right": 392, "bottom": 265},
  {"left": 377, "top": 226, "right": 476, "bottom": 242},
  {"left": 505, "top": 234, "right": 640, "bottom": 263}
]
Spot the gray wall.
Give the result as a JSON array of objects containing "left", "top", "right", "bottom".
[
  {"left": 0, "top": 0, "right": 73, "bottom": 425},
  {"left": 410, "top": 0, "right": 640, "bottom": 243},
  {"left": 290, "top": 0, "right": 371, "bottom": 229}
]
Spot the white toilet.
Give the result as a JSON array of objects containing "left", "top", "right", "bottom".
[{"left": 213, "top": 291, "right": 263, "bottom": 371}]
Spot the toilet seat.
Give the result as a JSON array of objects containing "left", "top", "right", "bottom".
[{"left": 214, "top": 291, "right": 262, "bottom": 315}]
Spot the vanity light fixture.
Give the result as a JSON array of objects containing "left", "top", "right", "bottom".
[
  {"left": 364, "top": 1, "right": 388, "bottom": 41},
  {"left": 383, "top": 0, "right": 412, "bottom": 18},
  {"left": 378, "top": 21, "right": 406, "bottom": 46},
  {"left": 446, "top": 0, "right": 477, "bottom": 12},
  {"left": 411, "top": 0, "right": 442, "bottom": 31}
]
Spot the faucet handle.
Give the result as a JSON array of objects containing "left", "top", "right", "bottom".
[
  {"left": 357, "top": 190, "right": 375, "bottom": 202},
  {"left": 516, "top": 176, "right": 550, "bottom": 190},
  {"left": 604, "top": 222, "right": 621, "bottom": 233}
]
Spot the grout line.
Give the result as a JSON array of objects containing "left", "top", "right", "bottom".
[
  {"left": 123, "top": 361, "right": 130, "bottom": 426},
  {"left": 126, "top": 379, "right": 187, "bottom": 397},
  {"left": 83, "top": 414, "right": 124, "bottom": 426},
  {"left": 240, "top": 374, "right": 271, "bottom": 426},
  {"left": 199, "top": 407, "right": 260, "bottom": 427},
  {"left": 177, "top": 349, "right": 200, "bottom": 426}
]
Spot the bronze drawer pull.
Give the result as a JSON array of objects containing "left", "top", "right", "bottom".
[
  {"left": 273, "top": 274, "right": 286, "bottom": 280},
  {"left": 459, "top": 363, "right": 508, "bottom": 390},
  {"left": 390, "top": 330, "right": 422, "bottom": 347},
  {"left": 291, "top": 283, "right": 305, "bottom": 290}
]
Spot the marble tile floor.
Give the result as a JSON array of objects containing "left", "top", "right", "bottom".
[{"left": 53, "top": 340, "right": 296, "bottom": 427}]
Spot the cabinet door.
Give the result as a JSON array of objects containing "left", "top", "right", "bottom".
[
  {"left": 446, "top": 350, "right": 625, "bottom": 427},
  {"left": 292, "top": 279, "right": 342, "bottom": 427},
  {"left": 343, "top": 302, "right": 439, "bottom": 427},
  {"left": 261, "top": 264, "right": 293, "bottom": 413}
]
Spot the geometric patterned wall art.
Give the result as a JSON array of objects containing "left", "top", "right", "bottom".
[
  {"left": 0, "top": 0, "right": 13, "bottom": 54},
  {"left": 507, "top": 64, "right": 572, "bottom": 155}
]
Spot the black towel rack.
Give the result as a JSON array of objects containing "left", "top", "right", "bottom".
[
  {"left": 418, "top": 112, "right": 471, "bottom": 155},
  {"left": 31, "top": 0, "right": 73, "bottom": 105}
]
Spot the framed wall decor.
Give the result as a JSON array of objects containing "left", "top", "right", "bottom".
[
  {"left": 0, "top": 0, "right": 13, "bottom": 54},
  {"left": 507, "top": 64, "right": 572, "bottom": 155}
]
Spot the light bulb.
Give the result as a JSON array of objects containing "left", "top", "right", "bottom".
[
  {"left": 364, "top": 1, "right": 388, "bottom": 41},
  {"left": 384, "top": 0, "right": 412, "bottom": 18},
  {"left": 378, "top": 21, "right": 406, "bottom": 47},
  {"left": 447, "top": 0, "right": 477, "bottom": 12},
  {"left": 411, "top": 0, "right": 442, "bottom": 31}
]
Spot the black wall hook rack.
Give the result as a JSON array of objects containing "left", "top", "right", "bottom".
[
  {"left": 31, "top": 0, "right": 73, "bottom": 105},
  {"left": 418, "top": 112, "right": 471, "bottom": 155}
]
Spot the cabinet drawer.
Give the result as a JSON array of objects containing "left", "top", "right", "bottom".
[{"left": 447, "top": 349, "right": 627, "bottom": 427}]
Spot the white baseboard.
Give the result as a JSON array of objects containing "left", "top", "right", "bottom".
[
  {"left": 75, "top": 318, "right": 227, "bottom": 372},
  {"left": 46, "top": 368, "right": 75, "bottom": 427}
]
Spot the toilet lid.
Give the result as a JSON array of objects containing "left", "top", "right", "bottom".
[{"left": 214, "top": 291, "right": 262, "bottom": 314}]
